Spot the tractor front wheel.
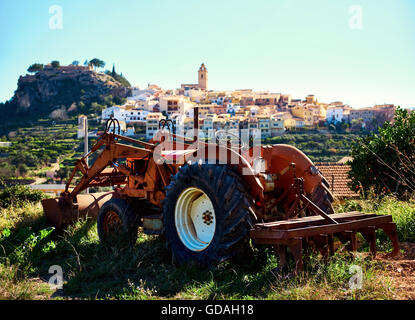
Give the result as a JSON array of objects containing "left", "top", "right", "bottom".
[
  {"left": 97, "top": 198, "right": 139, "bottom": 246},
  {"left": 162, "top": 164, "right": 253, "bottom": 266}
]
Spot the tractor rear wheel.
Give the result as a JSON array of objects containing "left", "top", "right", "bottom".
[
  {"left": 97, "top": 198, "right": 139, "bottom": 246},
  {"left": 162, "top": 164, "right": 253, "bottom": 266},
  {"left": 310, "top": 183, "right": 335, "bottom": 215}
]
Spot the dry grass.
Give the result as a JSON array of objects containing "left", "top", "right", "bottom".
[{"left": 0, "top": 197, "right": 411, "bottom": 300}]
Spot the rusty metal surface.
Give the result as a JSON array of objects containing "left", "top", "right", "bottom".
[
  {"left": 251, "top": 211, "right": 400, "bottom": 274},
  {"left": 256, "top": 211, "right": 376, "bottom": 228},
  {"left": 142, "top": 214, "right": 163, "bottom": 235},
  {"left": 42, "top": 192, "right": 116, "bottom": 229},
  {"left": 251, "top": 214, "right": 392, "bottom": 240}
]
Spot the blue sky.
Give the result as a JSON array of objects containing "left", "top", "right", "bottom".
[{"left": 0, "top": 0, "right": 414, "bottom": 108}]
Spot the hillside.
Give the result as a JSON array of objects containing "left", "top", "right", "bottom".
[
  {"left": 0, "top": 64, "right": 131, "bottom": 123},
  {"left": 264, "top": 132, "right": 365, "bottom": 163}
]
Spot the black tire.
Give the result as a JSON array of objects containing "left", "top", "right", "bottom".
[
  {"left": 310, "top": 183, "right": 335, "bottom": 215},
  {"left": 162, "top": 164, "right": 254, "bottom": 266},
  {"left": 97, "top": 198, "right": 139, "bottom": 246}
]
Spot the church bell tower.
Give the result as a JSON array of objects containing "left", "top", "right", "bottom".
[{"left": 198, "top": 63, "right": 208, "bottom": 91}]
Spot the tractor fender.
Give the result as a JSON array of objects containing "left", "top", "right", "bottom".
[
  {"left": 182, "top": 143, "right": 265, "bottom": 202},
  {"left": 262, "top": 144, "right": 323, "bottom": 195}
]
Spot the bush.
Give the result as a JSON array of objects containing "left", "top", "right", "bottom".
[
  {"left": 0, "top": 185, "right": 46, "bottom": 208},
  {"left": 374, "top": 197, "right": 415, "bottom": 243},
  {"left": 337, "top": 196, "right": 415, "bottom": 243},
  {"left": 0, "top": 226, "right": 56, "bottom": 274},
  {"left": 349, "top": 107, "right": 415, "bottom": 197}
]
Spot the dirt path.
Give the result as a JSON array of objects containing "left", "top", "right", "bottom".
[
  {"left": 30, "top": 161, "right": 61, "bottom": 185},
  {"left": 379, "top": 242, "right": 415, "bottom": 299}
]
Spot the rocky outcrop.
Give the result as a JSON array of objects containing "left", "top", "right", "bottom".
[{"left": 6, "top": 66, "right": 130, "bottom": 118}]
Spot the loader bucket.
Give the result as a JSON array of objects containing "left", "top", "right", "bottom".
[{"left": 42, "top": 192, "right": 116, "bottom": 229}]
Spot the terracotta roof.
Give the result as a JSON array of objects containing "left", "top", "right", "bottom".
[
  {"left": 315, "top": 162, "right": 359, "bottom": 198},
  {"left": 337, "top": 156, "right": 353, "bottom": 164}
]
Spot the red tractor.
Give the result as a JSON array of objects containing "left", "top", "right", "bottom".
[{"left": 42, "top": 111, "right": 399, "bottom": 272}]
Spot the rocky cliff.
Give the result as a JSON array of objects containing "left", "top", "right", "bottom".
[{"left": 2, "top": 65, "right": 130, "bottom": 120}]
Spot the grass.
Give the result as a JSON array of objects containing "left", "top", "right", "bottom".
[
  {"left": 336, "top": 196, "right": 415, "bottom": 243},
  {"left": 0, "top": 197, "right": 408, "bottom": 300}
]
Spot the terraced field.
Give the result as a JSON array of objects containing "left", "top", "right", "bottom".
[{"left": 0, "top": 121, "right": 82, "bottom": 181}]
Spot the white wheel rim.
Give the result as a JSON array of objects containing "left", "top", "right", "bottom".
[{"left": 175, "top": 187, "right": 216, "bottom": 252}]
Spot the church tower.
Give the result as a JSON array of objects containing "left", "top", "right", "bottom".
[{"left": 198, "top": 63, "right": 208, "bottom": 90}]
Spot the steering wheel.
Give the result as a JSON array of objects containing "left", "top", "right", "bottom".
[
  {"left": 105, "top": 117, "right": 121, "bottom": 136},
  {"left": 214, "top": 130, "right": 248, "bottom": 149}
]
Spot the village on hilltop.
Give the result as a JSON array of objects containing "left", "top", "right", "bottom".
[{"left": 93, "top": 63, "right": 397, "bottom": 140}]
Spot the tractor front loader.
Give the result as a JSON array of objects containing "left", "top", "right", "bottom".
[{"left": 42, "top": 112, "right": 399, "bottom": 273}]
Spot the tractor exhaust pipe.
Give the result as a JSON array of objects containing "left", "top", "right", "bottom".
[{"left": 41, "top": 192, "right": 116, "bottom": 230}]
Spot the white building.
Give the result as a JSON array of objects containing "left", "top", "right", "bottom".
[
  {"left": 184, "top": 88, "right": 204, "bottom": 102},
  {"left": 326, "top": 106, "right": 350, "bottom": 124},
  {"left": 146, "top": 113, "right": 166, "bottom": 139},
  {"left": 125, "top": 127, "right": 135, "bottom": 136},
  {"left": 159, "top": 96, "right": 195, "bottom": 117},
  {"left": 257, "top": 116, "right": 271, "bottom": 138},
  {"left": 136, "top": 98, "right": 158, "bottom": 112},
  {"left": 130, "top": 85, "right": 161, "bottom": 97},
  {"left": 101, "top": 106, "right": 122, "bottom": 120},
  {"left": 114, "top": 108, "right": 149, "bottom": 123},
  {"left": 226, "top": 103, "right": 241, "bottom": 114},
  {"left": 109, "top": 120, "right": 127, "bottom": 134},
  {"left": 127, "top": 94, "right": 158, "bottom": 111},
  {"left": 250, "top": 106, "right": 259, "bottom": 117},
  {"left": 270, "top": 114, "right": 285, "bottom": 136}
]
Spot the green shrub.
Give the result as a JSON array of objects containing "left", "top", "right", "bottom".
[
  {"left": 374, "top": 197, "right": 415, "bottom": 243},
  {"left": 337, "top": 196, "right": 415, "bottom": 243},
  {"left": 0, "top": 226, "right": 56, "bottom": 273},
  {"left": 349, "top": 107, "right": 415, "bottom": 197},
  {"left": 0, "top": 185, "right": 46, "bottom": 208}
]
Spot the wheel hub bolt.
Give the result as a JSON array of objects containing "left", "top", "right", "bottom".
[{"left": 202, "top": 210, "right": 214, "bottom": 225}]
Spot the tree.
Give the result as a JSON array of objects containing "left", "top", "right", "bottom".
[
  {"left": 27, "top": 63, "right": 44, "bottom": 73},
  {"left": 349, "top": 107, "right": 415, "bottom": 197},
  {"left": 89, "top": 58, "right": 106, "bottom": 70},
  {"left": 337, "top": 121, "right": 349, "bottom": 133},
  {"left": 17, "top": 163, "right": 29, "bottom": 177},
  {"left": 91, "top": 102, "right": 105, "bottom": 115},
  {"left": 78, "top": 101, "right": 86, "bottom": 112},
  {"left": 105, "top": 67, "right": 131, "bottom": 87},
  {"left": 51, "top": 60, "right": 60, "bottom": 68},
  {"left": 83, "top": 59, "right": 89, "bottom": 66},
  {"left": 56, "top": 166, "right": 72, "bottom": 180},
  {"left": 351, "top": 118, "right": 363, "bottom": 132},
  {"left": 71, "top": 60, "right": 80, "bottom": 66}
]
